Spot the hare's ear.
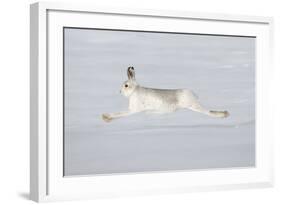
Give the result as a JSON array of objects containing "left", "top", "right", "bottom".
[{"left": 127, "top": 66, "right": 135, "bottom": 80}]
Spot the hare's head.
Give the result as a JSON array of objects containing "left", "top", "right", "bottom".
[{"left": 120, "top": 66, "right": 138, "bottom": 97}]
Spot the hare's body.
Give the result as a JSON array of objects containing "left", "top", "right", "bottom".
[
  {"left": 102, "top": 67, "right": 229, "bottom": 122},
  {"left": 129, "top": 87, "right": 196, "bottom": 113}
]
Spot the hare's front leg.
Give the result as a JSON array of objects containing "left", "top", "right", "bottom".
[{"left": 102, "top": 111, "right": 135, "bottom": 122}]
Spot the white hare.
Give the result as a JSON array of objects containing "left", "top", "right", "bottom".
[{"left": 102, "top": 67, "right": 229, "bottom": 122}]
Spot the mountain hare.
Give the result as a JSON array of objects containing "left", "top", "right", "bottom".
[{"left": 102, "top": 67, "right": 229, "bottom": 122}]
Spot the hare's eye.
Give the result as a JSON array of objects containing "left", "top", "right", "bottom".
[{"left": 125, "top": 84, "right": 128, "bottom": 88}]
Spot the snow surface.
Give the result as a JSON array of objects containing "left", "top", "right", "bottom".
[{"left": 64, "top": 28, "right": 255, "bottom": 176}]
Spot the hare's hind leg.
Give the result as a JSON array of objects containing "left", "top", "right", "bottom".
[
  {"left": 102, "top": 111, "right": 135, "bottom": 122},
  {"left": 188, "top": 102, "right": 229, "bottom": 118},
  {"left": 179, "top": 90, "right": 229, "bottom": 118}
]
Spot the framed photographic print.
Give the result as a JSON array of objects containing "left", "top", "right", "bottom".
[{"left": 30, "top": 2, "right": 274, "bottom": 202}]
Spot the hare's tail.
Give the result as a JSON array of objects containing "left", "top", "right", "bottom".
[{"left": 209, "top": 110, "right": 230, "bottom": 118}]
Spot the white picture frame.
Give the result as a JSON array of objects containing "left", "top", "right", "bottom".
[{"left": 30, "top": 2, "right": 274, "bottom": 202}]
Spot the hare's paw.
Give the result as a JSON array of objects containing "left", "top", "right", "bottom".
[
  {"left": 223, "top": 111, "right": 230, "bottom": 118},
  {"left": 102, "top": 113, "right": 113, "bottom": 122}
]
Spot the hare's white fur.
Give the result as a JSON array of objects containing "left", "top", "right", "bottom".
[{"left": 102, "top": 67, "right": 229, "bottom": 122}]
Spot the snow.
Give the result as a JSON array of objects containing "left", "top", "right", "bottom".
[{"left": 64, "top": 28, "right": 255, "bottom": 176}]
